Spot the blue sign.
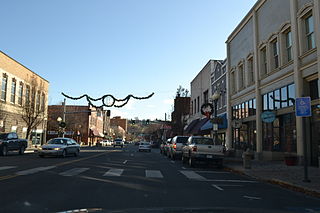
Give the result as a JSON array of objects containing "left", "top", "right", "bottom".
[
  {"left": 295, "top": 97, "right": 311, "bottom": 117},
  {"left": 261, "top": 111, "right": 276, "bottom": 123}
]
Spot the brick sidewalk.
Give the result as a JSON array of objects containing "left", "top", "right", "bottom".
[{"left": 224, "top": 157, "right": 320, "bottom": 197}]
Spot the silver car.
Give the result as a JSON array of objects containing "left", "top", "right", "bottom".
[{"left": 38, "top": 138, "right": 80, "bottom": 158}]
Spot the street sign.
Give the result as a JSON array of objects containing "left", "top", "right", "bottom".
[
  {"left": 261, "top": 111, "right": 276, "bottom": 123},
  {"left": 295, "top": 97, "right": 312, "bottom": 117}
]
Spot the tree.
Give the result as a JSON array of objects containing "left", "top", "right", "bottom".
[
  {"left": 21, "top": 75, "right": 46, "bottom": 140},
  {"left": 176, "top": 85, "right": 189, "bottom": 97}
]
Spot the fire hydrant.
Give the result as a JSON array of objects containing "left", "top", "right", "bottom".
[{"left": 242, "top": 149, "right": 253, "bottom": 169}]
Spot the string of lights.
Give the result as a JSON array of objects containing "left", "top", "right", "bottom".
[{"left": 61, "top": 92, "right": 155, "bottom": 108}]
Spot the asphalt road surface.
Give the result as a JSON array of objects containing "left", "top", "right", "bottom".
[{"left": 0, "top": 144, "right": 319, "bottom": 213}]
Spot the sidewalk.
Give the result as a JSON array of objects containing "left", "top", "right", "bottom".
[{"left": 223, "top": 157, "right": 320, "bottom": 197}]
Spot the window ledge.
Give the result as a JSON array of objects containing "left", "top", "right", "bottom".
[
  {"left": 299, "top": 48, "right": 317, "bottom": 59},
  {"left": 280, "top": 61, "right": 293, "bottom": 69}
]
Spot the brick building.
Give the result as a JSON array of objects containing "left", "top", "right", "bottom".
[
  {"left": 110, "top": 116, "right": 128, "bottom": 132},
  {"left": 47, "top": 105, "right": 105, "bottom": 145},
  {"left": 0, "top": 51, "right": 49, "bottom": 145},
  {"left": 171, "top": 97, "right": 190, "bottom": 136}
]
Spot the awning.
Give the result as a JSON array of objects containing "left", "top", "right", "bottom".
[
  {"left": 184, "top": 119, "right": 199, "bottom": 134},
  {"left": 200, "top": 113, "right": 228, "bottom": 131},
  {"left": 189, "top": 117, "right": 210, "bottom": 135}
]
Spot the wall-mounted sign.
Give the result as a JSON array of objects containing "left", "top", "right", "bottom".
[
  {"left": 295, "top": 97, "right": 312, "bottom": 117},
  {"left": 261, "top": 111, "right": 276, "bottom": 123},
  {"left": 201, "top": 103, "right": 214, "bottom": 118}
]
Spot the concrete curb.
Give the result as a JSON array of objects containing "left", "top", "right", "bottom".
[{"left": 224, "top": 165, "right": 320, "bottom": 198}]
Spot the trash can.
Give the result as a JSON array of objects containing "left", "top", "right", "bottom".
[{"left": 242, "top": 149, "right": 252, "bottom": 169}]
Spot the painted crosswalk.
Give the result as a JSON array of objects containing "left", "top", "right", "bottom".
[
  {"left": 59, "top": 168, "right": 89, "bottom": 177},
  {"left": 179, "top": 170, "right": 206, "bottom": 180},
  {"left": 103, "top": 168, "right": 124, "bottom": 176},
  {"left": 0, "top": 166, "right": 17, "bottom": 171},
  {"left": 145, "top": 170, "right": 163, "bottom": 178},
  {"left": 16, "top": 166, "right": 56, "bottom": 176}
]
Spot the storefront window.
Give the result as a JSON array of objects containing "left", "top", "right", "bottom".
[
  {"left": 288, "top": 84, "right": 295, "bottom": 106},
  {"left": 281, "top": 86, "right": 288, "bottom": 108},
  {"left": 274, "top": 89, "right": 281, "bottom": 109},
  {"left": 253, "top": 98, "right": 256, "bottom": 115},
  {"left": 268, "top": 92, "right": 274, "bottom": 110},
  {"left": 242, "top": 103, "right": 245, "bottom": 118},
  {"left": 248, "top": 100, "right": 253, "bottom": 116},
  {"left": 263, "top": 94, "right": 268, "bottom": 111}
]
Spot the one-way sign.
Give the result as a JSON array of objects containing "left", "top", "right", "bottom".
[{"left": 295, "top": 97, "right": 311, "bottom": 117}]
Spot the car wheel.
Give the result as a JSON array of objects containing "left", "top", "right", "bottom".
[
  {"left": 61, "top": 149, "right": 67, "bottom": 158},
  {"left": 2, "top": 146, "right": 8, "bottom": 156},
  {"left": 189, "top": 157, "right": 195, "bottom": 167},
  {"left": 19, "top": 146, "right": 25, "bottom": 155},
  {"left": 74, "top": 149, "right": 80, "bottom": 157}
]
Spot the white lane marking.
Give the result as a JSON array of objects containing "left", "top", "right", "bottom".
[
  {"left": 145, "top": 170, "right": 164, "bottom": 178},
  {"left": 196, "top": 171, "right": 229, "bottom": 174},
  {"left": 243, "top": 195, "right": 261, "bottom": 200},
  {"left": 181, "top": 167, "right": 186, "bottom": 170},
  {"left": 206, "top": 179, "right": 257, "bottom": 183},
  {"left": 0, "top": 166, "right": 17, "bottom": 171},
  {"left": 103, "top": 168, "right": 124, "bottom": 177},
  {"left": 123, "top": 160, "right": 128, "bottom": 164},
  {"left": 130, "top": 154, "right": 134, "bottom": 157},
  {"left": 212, "top": 184, "right": 224, "bottom": 191},
  {"left": 16, "top": 166, "right": 56, "bottom": 175},
  {"left": 170, "top": 161, "right": 175, "bottom": 163},
  {"left": 59, "top": 168, "right": 89, "bottom": 177},
  {"left": 217, "top": 184, "right": 243, "bottom": 187},
  {"left": 179, "top": 171, "right": 206, "bottom": 181}
]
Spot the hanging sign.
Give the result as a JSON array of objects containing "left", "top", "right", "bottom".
[{"left": 261, "top": 111, "right": 276, "bottom": 123}]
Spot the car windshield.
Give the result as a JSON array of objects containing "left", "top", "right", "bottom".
[
  {"left": 193, "top": 138, "right": 214, "bottom": 145},
  {"left": 0, "top": 133, "right": 8, "bottom": 140},
  {"left": 176, "top": 137, "right": 188, "bottom": 144},
  {"left": 47, "top": 139, "right": 68, "bottom": 145}
]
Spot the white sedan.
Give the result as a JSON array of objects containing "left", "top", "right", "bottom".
[
  {"left": 38, "top": 138, "right": 80, "bottom": 158},
  {"left": 138, "top": 142, "right": 151, "bottom": 152}
]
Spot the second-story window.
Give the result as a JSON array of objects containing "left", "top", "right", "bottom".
[
  {"left": 36, "top": 91, "right": 40, "bottom": 112},
  {"left": 285, "top": 31, "right": 292, "bottom": 62},
  {"left": 247, "top": 57, "right": 254, "bottom": 85},
  {"left": 203, "top": 90, "right": 208, "bottom": 104},
  {"left": 10, "top": 78, "right": 16, "bottom": 104},
  {"left": 197, "top": 96, "right": 200, "bottom": 113},
  {"left": 272, "top": 39, "right": 279, "bottom": 69},
  {"left": 305, "top": 15, "right": 315, "bottom": 50},
  {"left": 1, "top": 74, "right": 8, "bottom": 101},
  {"left": 41, "top": 93, "right": 45, "bottom": 111},
  {"left": 238, "top": 64, "right": 244, "bottom": 89},
  {"left": 260, "top": 47, "right": 267, "bottom": 76},
  {"left": 25, "top": 85, "right": 30, "bottom": 106},
  {"left": 18, "top": 82, "right": 23, "bottom": 105}
]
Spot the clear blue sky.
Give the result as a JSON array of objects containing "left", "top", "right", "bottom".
[{"left": 1, "top": 0, "right": 257, "bottom": 120}]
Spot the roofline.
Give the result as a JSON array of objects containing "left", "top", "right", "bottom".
[
  {"left": 226, "top": 0, "right": 265, "bottom": 44},
  {"left": 191, "top": 59, "right": 223, "bottom": 84},
  {"left": 0, "top": 50, "right": 49, "bottom": 83}
]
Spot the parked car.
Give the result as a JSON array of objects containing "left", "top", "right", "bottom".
[
  {"left": 101, "top": 140, "right": 112, "bottom": 146},
  {"left": 38, "top": 137, "right": 80, "bottom": 158},
  {"left": 0, "top": 132, "right": 28, "bottom": 156},
  {"left": 113, "top": 138, "right": 124, "bottom": 148},
  {"left": 168, "top": 136, "right": 189, "bottom": 160},
  {"left": 181, "top": 136, "right": 225, "bottom": 168},
  {"left": 163, "top": 138, "right": 172, "bottom": 157},
  {"left": 138, "top": 142, "right": 151, "bottom": 152}
]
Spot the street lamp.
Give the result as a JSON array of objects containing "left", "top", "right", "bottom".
[{"left": 211, "top": 91, "right": 221, "bottom": 144}]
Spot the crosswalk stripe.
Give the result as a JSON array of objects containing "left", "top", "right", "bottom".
[
  {"left": 103, "top": 168, "right": 124, "bottom": 176},
  {"left": 59, "top": 168, "right": 89, "bottom": 177},
  {"left": 16, "top": 166, "right": 56, "bottom": 176},
  {"left": 0, "top": 166, "right": 17, "bottom": 171},
  {"left": 145, "top": 170, "right": 163, "bottom": 178},
  {"left": 179, "top": 170, "right": 206, "bottom": 180}
]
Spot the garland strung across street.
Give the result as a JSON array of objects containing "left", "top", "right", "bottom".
[{"left": 61, "top": 92, "right": 155, "bottom": 108}]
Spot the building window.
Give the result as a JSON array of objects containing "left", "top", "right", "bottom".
[
  {"left": 25, "top": 85, "right": 30, "bottom": 106},
  {"left": 1, "top": 74, "right": 8, "bottom": 101},
  {"left": 305, "top": 15, "right": 315, "bottom": 50},
  {"left": 238, "top": 64, "right": 244, "bottom": 89},
  {"left": 262, "top": 84, "right": 295, "bottom": 111},
  {"left": 271, "top": 39, "right": 279, "bottom": 69},
  {"left": 247, "top": 57, "right": 254, "bottom": 85},
  {"left": 230, "top": 71, "right": 236, "bottom": 93},
  {"left": 285, "top": 31, "right": 292, "bottom": 62},
  {"left": 197, "top": 96, "right": 200, "bottom": 113},
  {"left": 10, "top": 79, "right": 16, "bottom": 104},
  {"left": 41, "top": 93, "right": 45, "bottom": 111},
  {"left": 191, "top": 100, "right": 193, "bottom": 115},
  {"left": 309, "top": 79, "right": 319, "bottom": 100},
  {"left": 36, "top": 91, "right": 40, "bottom": 112},
  {"left": 260, "top": 47, "right": 267, "bottom": 76},
  {"left": 18, "top": 82, "right": 23, "bottom": 105},
  {"left": 203, "top": 90, "right": 208, "bottom": 104}
]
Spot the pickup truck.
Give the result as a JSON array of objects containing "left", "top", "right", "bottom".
[
  {"left": 182, "top": 136, "right": 225, "bottom": 168},
  {"left": 0, "top": 132, "right": 28, "bottom": 156}
]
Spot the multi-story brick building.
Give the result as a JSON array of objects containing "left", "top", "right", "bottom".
[
  {"left": 171, "top": 96, "right": 190, "bottom": 136},
  {"left": 110, "top": 116, "right": 128, "bottom": 132},
  {"left": 226, "top": 0, "right": 320, "bottom": 166},
  {"left": 0, "top": 51, "right": 49, "bottom": 145},
  {"left": 47, "top": 105, "right": 105, "bottom": 145}
]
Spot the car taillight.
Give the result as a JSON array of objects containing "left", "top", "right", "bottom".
[
  {"left": 173, "top": 144, "right": 177, "bottom": 149},
  {"left": 192, "top": 146, "right": 197, "bottom": 152}
]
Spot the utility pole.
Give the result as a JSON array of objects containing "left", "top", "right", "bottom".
[{"left": 62, "top": 98, "right": 66, "bottom": 138}]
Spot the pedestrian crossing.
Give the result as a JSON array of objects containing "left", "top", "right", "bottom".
[{"left": 1, "top": 165, "right": 254, "bottom": 184}]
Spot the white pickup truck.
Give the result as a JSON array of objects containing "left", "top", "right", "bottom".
[{"left": 181, "top": 136, "right": 225, "bottom": 168}]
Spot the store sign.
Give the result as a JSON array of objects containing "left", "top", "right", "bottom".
[
  {"left": 295, "top": 97, "right": 311, "bottom": 117},
  {"left": 261, "top": 111, "right": 276, "bottom": 123}
]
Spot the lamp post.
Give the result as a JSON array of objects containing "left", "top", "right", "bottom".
[
  {"left": 211, "top": 91, "right": 221, "bottom": 143},
  {"left": 57, "top": 117, "right": 64, "bottom": 137}
]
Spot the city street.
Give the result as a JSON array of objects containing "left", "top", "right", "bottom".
[{"left": 0, "top": 145, "right": 319, "bottom": 213}]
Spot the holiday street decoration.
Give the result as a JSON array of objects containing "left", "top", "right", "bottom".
[
  {"left": 201, "top": 103, "right": 214, "bottom": 118},
  {"left": 61, "top": 92, "right": 154, "bottom": 108}
]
